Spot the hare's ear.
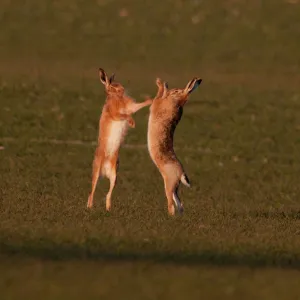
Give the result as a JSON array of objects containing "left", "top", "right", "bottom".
[
  {"left": 184, "top": 78, "right": 202, "bottom": 94},
  {"left": 155, "top": 78, "right": 168, "bottom": 99},
  {"left": 109, "top": 73, "right": 115, "bottom": 84},
  {"left": 162, "top": 81, "right": 168, "bottom": 98},
  {"left": 99, "top": 68, "right": 109, "bottom": 86},
  {"left": 155, "top": 78, "right": 164, "bottom": 98}
]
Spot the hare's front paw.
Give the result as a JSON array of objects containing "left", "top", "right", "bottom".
[
  {"left": 128, "top": 117, "right": 135, "bottom": 128},
  {"left": 145, "top": 98, "right": 153, "bottom": 105}
]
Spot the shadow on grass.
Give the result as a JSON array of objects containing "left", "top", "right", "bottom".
[
  {"left": 1, "top": 237, "right": 300, "bottom": 270},
  {"left": 228, "top": 210, "right": 300, "bottom": 220},
  {"left": 249, "top": 210, "right": 300, "bottom": 220}
]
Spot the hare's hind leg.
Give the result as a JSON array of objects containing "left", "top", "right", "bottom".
[
  {"left": 106, "top": 170, "right": 116, "bottom": 212},
  {"left": 87, "top": 148, "right": 102, "bottom": 208},
  {"left": 105, "top": 156, "right": 119, "bottom": 211},
  {"left": 163, "top": 176, "right": 177, "bottom": 216},
  {"left": 162, "top": 164, "right": 183, "bottom": 215},
  {"left": 173, "top": 185, "right": 183, "bottom": 214}
]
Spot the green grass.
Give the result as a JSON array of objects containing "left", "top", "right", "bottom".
[{"left": 1, "top": 0, "right": 300, "bottom": 299}]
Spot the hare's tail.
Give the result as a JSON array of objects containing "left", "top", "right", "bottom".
[{"left": 180, "top": 173, "right": 191, "bottom": 188}]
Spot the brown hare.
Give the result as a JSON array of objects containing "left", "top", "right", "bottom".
[
  {"left": 87, "top": 68, "right": 152, "bottom": 211},
  {"left": 147, "top": 77, "right": 202, "bottom": 215}
]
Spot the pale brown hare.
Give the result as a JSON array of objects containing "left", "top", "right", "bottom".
[
  {"left": 87, "top": 68, "right": 152, "bottom": 211},
  {"left": 147, "top": 77, "right": 202, "bottom": 215}
]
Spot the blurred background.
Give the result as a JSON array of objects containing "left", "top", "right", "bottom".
[{"left": 0, "top": 0, "right": 299, "bottom": 87}]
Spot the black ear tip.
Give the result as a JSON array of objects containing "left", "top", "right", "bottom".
[
  {"left": 99, "top": 68, "right": 108, "bottom": 83},
  {"left": 110, "top": 73, "right": 115, "bottom": 81},
  {"left": 197, "top": 78, "right": 202, "bottom": 84}
]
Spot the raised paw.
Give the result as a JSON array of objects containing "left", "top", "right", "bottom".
[
  {"left": 128, "top": 118, "right": 135, "bottom": 128},
  {"left": 145, "top": 98, "right": 153, "bottom": 106}
]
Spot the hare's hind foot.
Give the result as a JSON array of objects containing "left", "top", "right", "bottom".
[
  {"left": 172, "top": 190, "right": 184, "bottom": 215},
  {"left": 87, "top": 194, "right": 94, "bottom": 209},
  {"left": 168, "top": 204, "right": 175, "bottom": 216}
]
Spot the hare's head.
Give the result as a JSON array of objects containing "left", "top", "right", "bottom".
[
  {"left": 99, "top": 68, "right": 125, "bottom": 96},
  {"left": 156, "top": 77, "right": 202, "bottom": 105}
]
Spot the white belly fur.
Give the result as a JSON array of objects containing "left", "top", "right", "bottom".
[
  {"left": 147, "top": 115, "right": 153, "bottom": 153},
  {"left": 147, "top": 115, "right": 159, "bottom": 165},
  {"left": 105, "top": 120, "right": 128, "bottom": 157},
  {"left": 102, "top": 160, "right": 111, "bottom": 177}
]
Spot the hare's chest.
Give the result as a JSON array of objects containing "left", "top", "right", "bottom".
[{"left": 105, "top": 120, "right": 128, "bottom": 156}]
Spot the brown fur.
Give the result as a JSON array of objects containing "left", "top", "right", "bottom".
[
  {"left": 87, "top": 68, "right": 152, "bottom": 210},
  {"left": 147, "top": 77, "right": 202, "bottom": 215}
]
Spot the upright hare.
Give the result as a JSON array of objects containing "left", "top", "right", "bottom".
[
  {"left": 147, "top": 77, "right": 202, "bottom": 215},
  {"left": 87, "top": 68, "right": 152, "bottom": 210}
]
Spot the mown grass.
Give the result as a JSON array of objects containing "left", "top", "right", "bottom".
[{"left": 1, "top": 0, "right": 300, "bottom": 299}]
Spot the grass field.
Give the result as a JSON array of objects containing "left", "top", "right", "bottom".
[{"left": 1, "top": 0, "right": 300, "bottom": 299}]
